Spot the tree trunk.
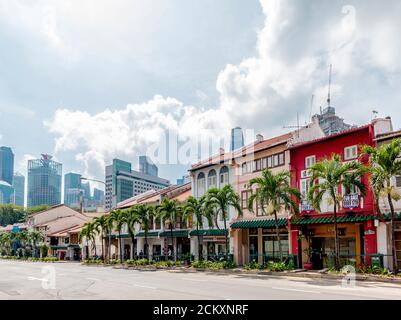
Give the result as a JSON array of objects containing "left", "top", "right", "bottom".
[
  {"left": 101, "top": 232, "right": 105, "bottom": 262},
  {"left": 108, "top": 234, "right": 112, "bottom": 261},
  {"left": 223, "top": 215, "right": 229, "bottom": 261},
  {"left": 86, "top": 239, "right": 89, "bottom": 259},
  {"left": 93, "top": 238, "right": 97, "bottom": 257},
  {"left": 170, "top": 224, "right": 175, "bottom": 261},
  {"left": 196, "top": 221, "right": 202, "bottom": 260},
  {"left": 388, "top": 193, "right": 398, "bottom": 274},
  {"left": 333, "top": 202, "right": 340, "bottom": 270},
  {"left": 130, "top": 235, "right": 135, "bottom": 260},
  {"left": 274, "top": 211, "right": 283, "bottom": 262},
  {"left": 145, "top": 231, "right": 149, "bottom": 260},
  {"left": 118, "top": 231, "right": 123, "bottom": 261}
]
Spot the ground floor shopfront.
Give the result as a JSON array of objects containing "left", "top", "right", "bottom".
[
  {"left": 290, "top": 214, "right": 378, "bottom": 269},
  {"left": 231, "top": 218, "right": 291, "bottom": 266},
  {"left": 376, "top": 214, "right": 401, "bottom": 271},
  {"left": 189, "top": 229, "right": 229, "bottom": 260}
]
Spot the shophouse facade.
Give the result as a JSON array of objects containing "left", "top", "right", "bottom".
[
  {"left": 289, "top": 118, "right": 393, "bottom": 269},
  {"left": 374, "top": 129, "right": 401, "bottom": 270}
]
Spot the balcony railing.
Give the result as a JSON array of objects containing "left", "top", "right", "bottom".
[
  {"left": 343, "top": 194, "right": 359, "bottom": 209},
  {"left": 301, "top": 200, "right": 314, "bottom": 212}
]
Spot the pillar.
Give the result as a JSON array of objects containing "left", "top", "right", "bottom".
[{"left": 364, "top": 220, "right": 378, "bottom": 265}]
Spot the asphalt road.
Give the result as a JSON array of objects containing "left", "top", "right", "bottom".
[{"left": 1, "top": 260, "right": 401, "bottom": 300}]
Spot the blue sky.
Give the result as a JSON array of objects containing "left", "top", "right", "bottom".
[{"left": 1, "top": 0, "right": 401, "bottom": 188}]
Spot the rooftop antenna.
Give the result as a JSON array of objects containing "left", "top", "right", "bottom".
[
  {"left": 309, "top": 94, "right": 315, "bottom": 122},
  {"left": 372, "top": 110, "right": 379, "bottom": 120},
  {"left": 283, "top": 112, "right": 304, "bottom": 138},
  {"left": 327, "top": 64, "right": 332, "bottom": 107}
]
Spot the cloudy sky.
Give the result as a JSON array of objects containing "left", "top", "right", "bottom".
[{"left": 1, "top": 0, "right": 401, "bottom": 188}]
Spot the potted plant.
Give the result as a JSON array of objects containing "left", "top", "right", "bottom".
[{"left": 303, "top": 247, "right": 313, "bottom": 270}]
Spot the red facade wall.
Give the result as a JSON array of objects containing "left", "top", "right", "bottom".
[{"left": 290, "top": 125, "right": 376, "bottom": 216}]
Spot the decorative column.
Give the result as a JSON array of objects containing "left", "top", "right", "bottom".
[{"left": 364, "top": 220, "right": 378, "bottom": 265}]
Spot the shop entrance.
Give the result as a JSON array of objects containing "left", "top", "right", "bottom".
[{"left": 310, "top": 237, "right": 356, "bottom": 269}]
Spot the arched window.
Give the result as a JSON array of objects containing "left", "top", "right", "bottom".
[
  {"left": 197, "top": 172, "right": 206, "bottom": 197},
  {"left": 207, "top": 169, "right": 217, "bottom": 189},
  {"left": 220, "top": 166, "right": 229, "bottom": 186}
]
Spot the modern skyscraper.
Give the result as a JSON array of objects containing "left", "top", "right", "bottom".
[
  {"left": 230, "top": 127, "right": 244, "bottom": 151},
  {"left": 93, "top": 188, "right": 105, "bottom": 203},
  {"left": 176, "top": 175, "right": 190, "bottom": 186},
  {"left": 12, "top": 173, "right": 25, "bottom": 207},
  {"left": 312, "top": 106, "right": 353, "bottom": 136},
  {"left": 64, "top": 173, "right": 83, "bottom": 209},
  {"left": 82, "top": 182, "right": 91, "bottom": 200},
  {"left": 0, "top": 146, "right": 14, "bottom": 185},
  {"left": 105, "top": 158, "right": 170, "bottom": 211},
  {"left": 27, "top": 154, "right": 62, "bottom": 208},
  {"left": 0, "top": 181, "right": 14, "bottom": 205},
  {"left": 139, "top": 155, "right": 158, "bottom": 177}
]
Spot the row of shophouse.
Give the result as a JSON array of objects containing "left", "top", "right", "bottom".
[{"left": 15, "top": 116, "right": 401, "bottom": 271}]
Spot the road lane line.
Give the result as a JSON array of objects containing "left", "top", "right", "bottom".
[
  {"left": 133, "top": 284, "right": 157, "bottom": 290},
  {"left": 271, "top": 287, "right": 321, "bottom": 294},
  {"left": 181, "top": 278, "right": 208, "bottom": 282}
]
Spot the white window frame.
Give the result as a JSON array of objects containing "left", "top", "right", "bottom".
[
  {"left": 305, "top": 155, "right": 316, "bottom": 169},
  {"left": 344, "top": 145, "right": 358, "bottom": 161}
]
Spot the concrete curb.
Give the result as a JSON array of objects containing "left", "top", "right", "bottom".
[{"left": 80, "top": 263, "right": 401, "bottom": 285}]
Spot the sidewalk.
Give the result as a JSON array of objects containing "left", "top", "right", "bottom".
[{"left": 111, "top": 264, "right": 401, "bottom": 285}]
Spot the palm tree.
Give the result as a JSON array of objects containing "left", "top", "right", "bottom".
[
  {"left": 184, "top": 196, "right": 209, "bottom": 260},
  {"left": 206, "top": 185, "right": 242, "bottom": 261},
  {"left": 156, "top": 198, "right": 182, "bottom": 259},
  {"left": 109, "top": 210, "right": 126, "bottom": 261},
  {"left": 125, "top": 207, "right": 139, "bottom": 259},
  {"left": 87, "top": 222, "right": 98, "bottom": 258},
  {"left": 79, "top": 225, "right": 91, "bottom": 259},
  {"left": 132, "top": 204, "right": 155, "bottom": 259},
  {"left": 28, "top": 231, "right": 45, "bottom": 258},
  {"left": 247, "top": 169, "right": 301, "bottom": 262},
  {"left": 105, "top": 214, "right": 114, "bottom": 261},
  {"left": 0, "top": 232, "right": 12, "bottom": 256},
  {"left": 307, "top": 153, "right": 368, "bottom": 270},
  {"left": 93, "top": 215, "right": 109, "bottom": 261},
  {"left": 363, "top": 139, "right": 401, "bottom": 274}
]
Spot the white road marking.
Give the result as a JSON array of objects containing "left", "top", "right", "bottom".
[
  {"left": 86, "top": 278, "right": 100, "bottom": 281},
  {"left": 181, "top": 278, "right": 208, "bottom": 282},
  {"left": 133, "top": 284, "right": 157, "bottom": 290},
  {"left": 28, "top": 277, "right": 49, "bottom": 282},
  {"left": 271, "top": 287, "right": 321, "bottom": 294}
]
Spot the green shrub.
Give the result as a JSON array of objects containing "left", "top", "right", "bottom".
[
  {"left": 267, "top": 261, "right": 289, "bottom": 272},
  {"left": 244, "top": 261, "right": 263, "bottom": 270},
  {"left": 191, "top": 260, "right": 235, "bottom": 270}
]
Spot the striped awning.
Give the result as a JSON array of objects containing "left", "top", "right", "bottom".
[
  {"left": 190, "top": 229, "right": 228, "bottom": 237},
  {"left": 231, "top": 218, "right": 288, "bottom": 229},
  {"left": 291, "top": 214, "right": 376, "bottom": 225}
]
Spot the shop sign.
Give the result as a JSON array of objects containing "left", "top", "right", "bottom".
[{"left": 365, "top": 229, "right": 375, "bottom": 235}]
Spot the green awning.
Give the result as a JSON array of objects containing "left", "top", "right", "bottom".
[
  {"left": 291, "top": 214, "right": 376, "bottom": 225},
  {"left": 135, "top": 231, "right": 160, "bottom": 238},
  {"left": 190, "top": 229, "right": 228, "bottom": 237},
  {"left": 231, "top": 218, "right": 288, "bottom": 229},
  {"left": 159, "top": 230, "right": 189, "bottom": 238},
  {"left": 50, "top": 245, "right": 68, "bottom": 250},
  {"left": 382, "top": 213, "right": 401, "bottom": 221}
]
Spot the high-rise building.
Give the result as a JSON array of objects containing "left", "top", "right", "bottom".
[
  {"left": 64, "top": 173, "right": 83, "bottom": 209},
  {"left": 0, "top": 181, "right": 14, "bottom": 204},
  {"left": 12, "top": 173, "right": 25, "bottom": 207},
  {"left": 0, "top": 146, "right": 14, "bottom": 185},
  {"left": 82, "top": 182, "right": 91, "bottom": 200},
  {"left": 139, "top": 155, "right": 158, "bottom": 177},
  {"left": 230, "top": 127, "right": 244, "bottom": 151},
  {"left": 93, "top": 188, "right": 104, "bottom": 203},
  {"left": 312, "top": 106, "right": 353, "bottom": 136},
  {"left": 105, "top": 158, "right": 170, "bottom": 211},
  {"left": 27, "top": 154, "right": 62, "bottom": 208},
  {"left": 176, "top": 175, "right": 190, "bottom": 186}
]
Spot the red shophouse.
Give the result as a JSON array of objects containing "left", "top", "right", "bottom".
[{"left": 289, "top": 124, "right": 378, "bottom": 269}]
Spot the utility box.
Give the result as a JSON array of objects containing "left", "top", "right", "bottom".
[{"left": 370, "top": 254, "right": 384, "bottom": 268}]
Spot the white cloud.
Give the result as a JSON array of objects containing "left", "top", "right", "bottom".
[{"left": 44, "top": 0, "right": 401, "bottom": 179}]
